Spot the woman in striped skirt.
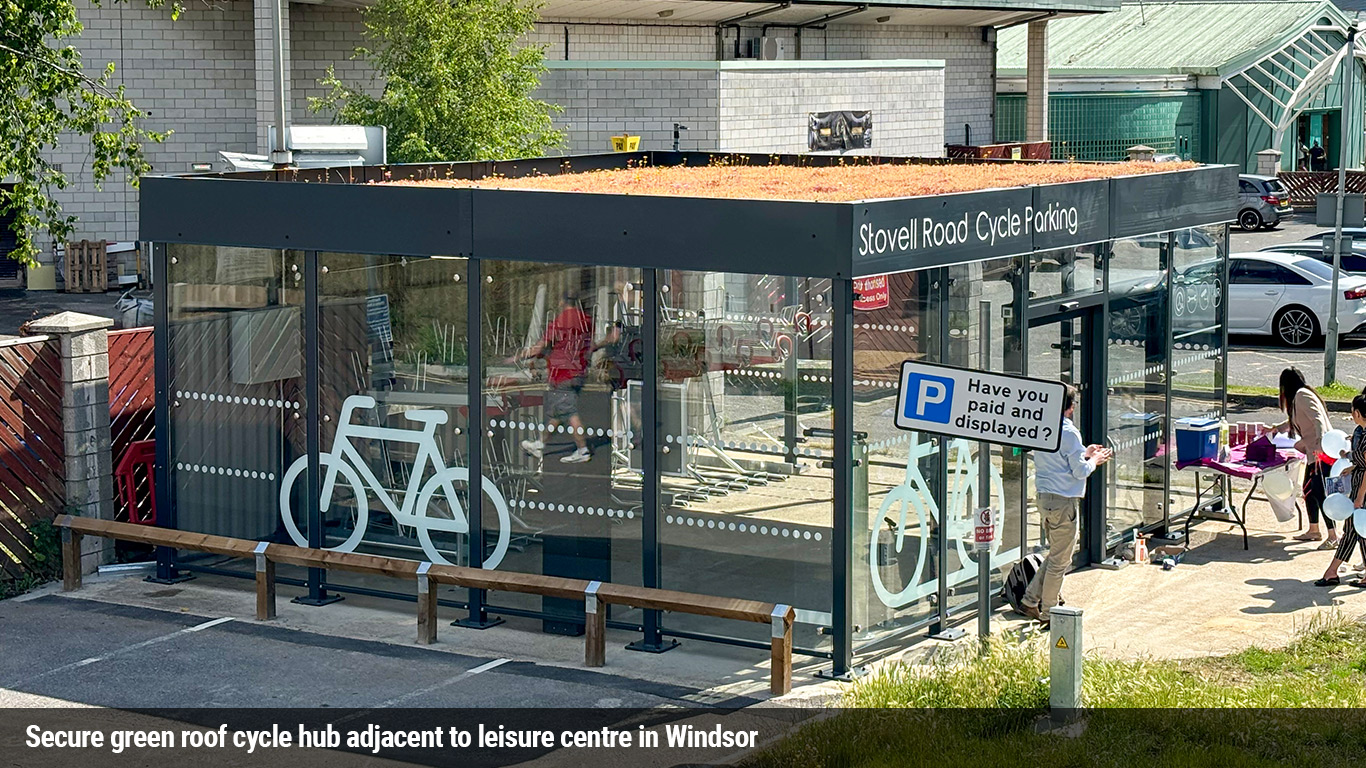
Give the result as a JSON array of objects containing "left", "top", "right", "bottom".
[{"left": 1316, "top": 389, "right": 1366, "bottom": 587}]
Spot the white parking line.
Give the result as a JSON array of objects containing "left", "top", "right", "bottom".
[{"left": 11, "top": 617, "right": 235, "bottom": 687}]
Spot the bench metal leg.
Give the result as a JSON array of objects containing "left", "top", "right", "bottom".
[
  {"left": 770, "top": 604, "right": 792, "bottom": 696},
  {"left": 585, "top": 581, "right": 605, "bottom": 668},
  {"left": 61, "top": 528, "right": 82, "bottom": 592},
  {"left": 417, "top": 563, "right": 436, "bottom": 645},
  {"left": 254, "top": 543, "right": 275, "bottom": 621}
]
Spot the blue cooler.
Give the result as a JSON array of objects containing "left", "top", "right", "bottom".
[{"left": 1175, "top": 417, "right": 1220, "bottom": 463}]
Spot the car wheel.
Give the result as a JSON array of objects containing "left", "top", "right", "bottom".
[
  {"left": 1239, "top": 209, "right": 1263, "bottom": 231},
  {"left": 1273, "top": 306, "right": 1319, "bottom": 347}
]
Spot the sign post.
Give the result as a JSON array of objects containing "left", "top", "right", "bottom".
[
  {"left": 975, "top": 300, "right": 993, "bottom": 642},
  {"left": 893, "top": 344, "right": 1065, "bottom": 641}
]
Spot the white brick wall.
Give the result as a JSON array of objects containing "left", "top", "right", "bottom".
[
  {"left": 290, "top": 4, "right": 375, "bottom": 121},
  {"left": 539, "top": 68, "right": 720, "bottom": 152},
  {"left": 718, "top": 67, "right": 945, "bottom": 156},
  {"left": 539, "top": 63, "right": 944, "bottom": 157},
  {"left": 47, "top": 0, "right": 254, "bottom": 249}
]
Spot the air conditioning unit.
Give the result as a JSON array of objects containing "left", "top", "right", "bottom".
[{"left": 760, "top": 36, "right": 787, "bottom": 61}]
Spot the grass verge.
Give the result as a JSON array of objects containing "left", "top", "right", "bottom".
[
  {"left": 743, "top": 614, "right": 1366, "bottom": 768},
  {"left": 1228, "top": 381, "right": 1360, "bottom": 403}
]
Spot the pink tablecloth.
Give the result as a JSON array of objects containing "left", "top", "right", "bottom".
[{"left": 1174, "top": 444, "right": 1302, "bottom": 480}]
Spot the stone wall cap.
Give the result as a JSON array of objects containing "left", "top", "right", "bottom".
[{"left": 25, "top": 312, "right": 116, "bottom": 334}]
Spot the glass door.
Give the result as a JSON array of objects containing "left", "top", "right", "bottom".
[{"left": 1026, "top": 308, "right": 1102, "bottom": 565}]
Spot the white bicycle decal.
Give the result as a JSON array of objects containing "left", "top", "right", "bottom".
[
  {"left": 870, "top": 434, "right": 1019, "bottom": 609},
  {"left": 279, "top": 394, "right": 511, "bottom": 569}
]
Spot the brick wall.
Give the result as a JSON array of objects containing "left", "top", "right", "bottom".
[
  {"left": 290, "top": 4, "right": 375, "bottom": 121},
  {"left": 540, "top": 63, "right": 944, "bottom": 156},
  {"left": 717, "top": 66, "right": 945, "bottom": 156},
  {"left": 48, "top": 0, "right": 254, "bottom": 248},
  {"left": 539, "top": 67, "right": 720, "bottom": 152}
]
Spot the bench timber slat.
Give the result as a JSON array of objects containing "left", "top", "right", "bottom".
[{"left": 53, "top": 515, "right": 794, "bottom": 694}]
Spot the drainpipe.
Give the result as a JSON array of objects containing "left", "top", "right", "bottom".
[{"left": 269, "top": 0, "right": 292, "bottom": 168}]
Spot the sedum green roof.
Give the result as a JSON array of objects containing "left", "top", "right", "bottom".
[{"left": 998, "top": 1, "right": 1349, "bottom": 77}]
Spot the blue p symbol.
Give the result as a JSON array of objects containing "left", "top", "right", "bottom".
[{"left": 904, "top": 373, "right": 954, "bottom": 424}]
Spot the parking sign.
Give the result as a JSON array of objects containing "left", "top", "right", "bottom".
[{"left": 893, "top": 361, "right": 1066, "bottom": 452}]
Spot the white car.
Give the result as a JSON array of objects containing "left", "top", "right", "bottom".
[{"left": 1230, "top": 251, "right": 1366, "bottom": 347}]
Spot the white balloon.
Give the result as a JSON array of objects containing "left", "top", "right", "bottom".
[
  {"left": 1355, "top": 506, "right": 1366, "bottom": 532},
  {"left": 1331, "top": 457, "right": 1352, "bottom": 478},
  {"left": 1324, "top": 493, "right": 1356, "bottom": 522},
  {"left": 1322, "top": 429, "right": 1351, "bottom": 460}
]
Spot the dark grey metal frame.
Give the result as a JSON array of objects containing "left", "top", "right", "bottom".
[{"left": 145, "top": 151, "right": 1238, "bottom": 678}]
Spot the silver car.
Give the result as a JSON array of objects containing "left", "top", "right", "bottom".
[{"left": 1238, "top": 174, "right": 1292, "bottom": 231}]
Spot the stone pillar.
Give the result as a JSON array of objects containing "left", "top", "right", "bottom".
[
  {"left": 254, "top": 0, "right": 292, "bottom": 154},
  {"left": 1026, "top": 20, "right": 1049, "bottom": 143},
  {"left": 1256, "top": 148, "right": 1283, "bottom": 176},
  {"left": 27, "top": 312, "right": 116, "bottom": 573}
]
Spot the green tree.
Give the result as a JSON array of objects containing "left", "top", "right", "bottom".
[
  {"left": 1, "top": 0, "right": 171, "bottom": 265},
  {"left": 311, "top": 0, "right": 562, "bottom": 163}
]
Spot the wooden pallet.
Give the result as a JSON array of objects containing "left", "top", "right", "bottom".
[{"left": 64, "top": 240, "right": 108, "bottom": 293}]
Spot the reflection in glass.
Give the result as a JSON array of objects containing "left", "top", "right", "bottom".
[
  {"left": 1106, "top": 235, "right": 1169, "bottom": 542},
  {"left": 658, "top": 271, "right": 832, "bottom": 650},
  {"left": 1168, "top": 226, "right": 1226, "bottom": 521}
]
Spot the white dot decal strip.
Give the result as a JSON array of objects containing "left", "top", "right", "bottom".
[{"left": 175, "top": 462, "right": 276, "bottom": 481}]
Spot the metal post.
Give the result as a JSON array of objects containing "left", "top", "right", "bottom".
[
  {"left": 783, "top": 275, "right": 799, "bottom": 462},
  {"left": 294, "top": 250, "right": 339, "bottom": 606},
  {"left": 929, "top": 271, "right": 960, "bottom": 640},
  {"left": 269, "top": 0, "right": 292, "bottom": 167},
  {"left": 1048, "top": 605, "right": 1083, "bottom": 711},
  {"left": 830, "top": 276, "right": 855, "bottom": 676},
  {"left": 1327, "top": 28, "right": 1355, "bottom": 386},
  {"left": 977, "top": 300, "right": 992, "bottom": 640},
  {"left": 628, "top": 268, "right": 674, "bottom": 652},
  {"left": 149, "top": 243, "right": 189, "bottom": 584},
  {"left": 456, "top": 256, "right": 501, "bottom": 629}
]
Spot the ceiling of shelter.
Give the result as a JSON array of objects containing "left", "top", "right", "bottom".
[{"left": 299, "top": 0, "right": 1117, "bottom": 26}]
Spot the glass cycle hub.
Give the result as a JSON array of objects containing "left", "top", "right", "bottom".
[{"left": 141, "top": 151, "right": 1236, "bottom": 676}]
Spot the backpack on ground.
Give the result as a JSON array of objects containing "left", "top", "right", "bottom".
[{"left": 1001, "top": 553, "right": 1064, "bottom": 614}]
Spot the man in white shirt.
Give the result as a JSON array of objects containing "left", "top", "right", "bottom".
[{"left": 1022, "top": 383, "right": 1111, "bottom": 626}]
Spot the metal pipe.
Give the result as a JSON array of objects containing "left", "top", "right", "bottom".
[
  {"left": 1326, "top": 27, "right": 1356, "bottom": 385},
  {"left": 269, "top": 0, "right": 292, "bottom": 167}
]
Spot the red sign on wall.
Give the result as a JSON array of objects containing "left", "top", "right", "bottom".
[{"left": 853, "top": 274, "right": 889, "bottom": 310}]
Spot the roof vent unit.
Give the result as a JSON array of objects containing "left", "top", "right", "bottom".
[
  {"left": 217, "top": 125, "right": 387, "bottom": 172},
  {"left": 760, "top": 36, "right": 787, "bottom": 61}
]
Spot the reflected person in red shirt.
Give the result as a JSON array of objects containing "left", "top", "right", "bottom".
[{"left": 510, "top": 292, "right": 596, "bottom": 464}]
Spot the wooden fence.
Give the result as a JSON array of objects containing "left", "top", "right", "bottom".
[
  {"left": 1276, "top": 171, "right": 1366, "bottom": 207},
  {"left": 108, "top": 328, "right": 155, "bottom": 523},
  {"left": 0, "top": 336, "right": 65, "bottom": 583}
]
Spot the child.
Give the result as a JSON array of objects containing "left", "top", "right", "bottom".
[{"left": 1315, "top": 389, "right": 1366, "bottom": 587}]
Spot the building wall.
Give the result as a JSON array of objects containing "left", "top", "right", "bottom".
[
  {"left": 530, "top": 20, "right": 991, "bottom": 146},
  {"left": 539, "top": 67, "right": 721, "bottom": 153},
  {"left": 717, "top": 66, "right": 945, "bottom": 155},
  {"left": 997, "top": 92, "right": 1203, "bottom": 162},
  {"left": 49, "top": 0, "right": 255, "bottom": 247},
  {"left": 48, "top": 6, "right": 986, "bottom": 255}
]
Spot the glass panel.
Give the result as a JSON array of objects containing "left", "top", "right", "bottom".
[
  {"left": 482, "top": 262, "right": 643, "bottom": 631},
  {"left": 1169, "top": 226, "right": 1227, "bottom": 520},
  {"left": 944, "top": 259, "right": 1027, "bottom": 616},
  {"left": 854, "top": 269, "right": 942, "bottom": 643},
  {"left": 166, "top": 245, "right": 305, "bottom": 551},
  {"left": 1030, "top": 245, "right": 1102, "bottom": 302},
  {"left": 657, "top": 271, "right": 832, "bottom": 650},
  {"left": 1105, "top": 234, "right": 1170, "bottom": 543},
  {"left": 313, "top": 253, "right": 471, "bottom": 599}
]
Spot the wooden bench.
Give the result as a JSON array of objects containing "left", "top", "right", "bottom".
[{"left": 53, "top": 515, "right": 794, "bottom": 694}]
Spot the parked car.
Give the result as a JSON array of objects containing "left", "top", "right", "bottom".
[
  {"left": 1237, "top": 174, "right": 1292, "bottom": 231},
  {"left": 1304, "top": 228, "right": 1366, "bottom": 242},
  {"left": 1229, "top": 252, "right": 1366, "bottom": 346},
  {"left": 1257, "top": 240, "right": 1366, "bottom": 274}
]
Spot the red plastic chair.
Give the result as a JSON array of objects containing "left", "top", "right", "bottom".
[{"left": 115, "top": 440, "right": 158, "bottom": 525}]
